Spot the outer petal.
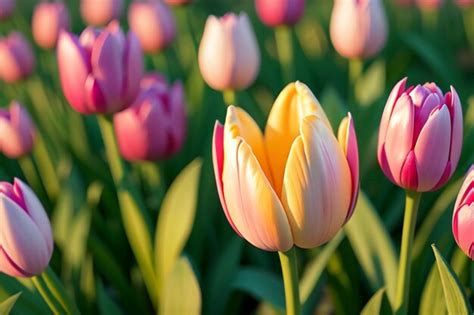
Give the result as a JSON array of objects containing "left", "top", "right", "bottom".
[
  {"left": 400, "top": 150, "right": 418, "bottom": 190},
  {"left": 329, "top": 0, "right": 364, "bottom": 58},
  {"left": 84, "top": 74, "right": 107, "bottom": 113},
  {"left": 282, "top": 115, "right": 351, "bottom": 248},
  {"left": 414, "top": 105, "right": 451, "bottom": 191},
  {"left": 453, "top": 204, "right": 474, "bottom": 260},
  {"left": 454, "top": 166, "right": 474, "bottom": 211},
  {"left": 447, "top": 86, "right": 463, "bottom": 173}
]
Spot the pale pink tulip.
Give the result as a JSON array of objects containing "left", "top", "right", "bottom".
[
  {"left": 80, "top": 0, "right": 123, "bottom": 26},
  {"left": 0, "top": 0, "right": 14, "bottom": 20},
  {"left": 0, "top": 179, "right": 53, "bottom": 277},
  {"left": 378, "top": 78, "right": 463, "bottom": 192},
  {"left": 453, "top": 166, "right": 474, "bottom": 260},
  {"left": 255, "top": 0, "right": 305, "bottom": 27},
  {"left": 32, "top": 2, "right": 70, "bottom": 49},
  {"left": 57, "top": 21, "right": 143, "bottom": 114},
  {"left": 199, "top": 12, "right": 260, "bottom": 91},
  {"left": 0, "top": 32, "right": 35, "bottom": 83},
  {"left": 114, "top": 73, "right": 186, "bottom": 161},
  {"left": 330, "top": 0, "right": 388, "bottom": 59},
  {"left": 416, "top": 0, "right": 443, "bottom": 9},
  {"left": 0, "top": 101, "right": 35, "bottom": 158}
]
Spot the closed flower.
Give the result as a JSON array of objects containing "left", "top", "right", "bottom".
[
  {"left": 0, "top": 32, "right": 35, "bottom": 83},
  {"left": 80, "top": 0, "right": 123, "bottom": 26},
  {"left": 0, "top": 101, "right": 35, "bottom": 158},
  {"left": 453, "top": 166, "right": 474, "bottom": 260},
  {"left": 32, "top": 2, "right": 70, "bottom": 49}
]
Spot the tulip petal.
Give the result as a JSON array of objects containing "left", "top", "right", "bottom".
[
  {"left": 400, "top": 150, "right": 418, "bottom": 190},
  {"left": 447, "top": 87, "right": 463, "bottom": 173},
  {"left": 0, "top": 246, "right": 31, "bottom": 277},
  {"left": 123, "top": 32, "right": 143, "bottom": 104},
  {"left": 453, "top": 204, "right": 474, "bottom": 260},
  {"left": 84, "top": 74, "right": 107, "bottom": 113},
  {"left": 454, "top": 166, "right": 474, "bottom": 211}
]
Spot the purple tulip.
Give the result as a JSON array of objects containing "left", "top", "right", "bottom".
[
  {"left": 0, "top": 101, "right": 35, "bottom": 158},
  {"left": 0, "top": 0, "right": 14, "bottom": 20},
  {"left": 0, "top": 32, "right": 35, "bottom": 83}
]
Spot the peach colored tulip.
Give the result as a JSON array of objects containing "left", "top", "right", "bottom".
[
  {"left": 416, "top": 0, "right": 443, "bottom": 9},
  {"left": 0, "top": 32, "right": 35, "bottom": 83},
  {"left": 213, "top": 82, "right": 359, "bottom": 251},
  {"left": 453, "top": 166, "right": 474, "bottom": 260},
  {"left": 0, "top": 178, "right": 53, "bottom": 277},
  {"left": 57, "top": 21, "right": 143, "bottom": 114},
  {"left": 0, "top": 101, "right": 35, "bottom": 158},
  {"left": 114, "top": 73, "right": 186, "bottom": 161},
  {"left": 164, "top": 0, "right": 192, "bottom": 5},
  {"left": 378, "top": 78, "right": 463, "bottom": 192},
  {"left": 128, "top": 0, "right": 176, "bottom": 53},
  {"left": 255, "top": 0, "right": 305, "bottom": 27},
  {"left": 199, "top": 12, "right": 260, "bottom": 91},
  {"left": 32, "top": 2, "right": 70, "bottom": 49},
  {"left": 330, "top": 0, "right": 388, "bottom": 59},
  {"left": 0, "top": 0, "right": 14, "bottom": 20},
  {"left": 81, "top": 0, "right": 123, "bottom": 26}
]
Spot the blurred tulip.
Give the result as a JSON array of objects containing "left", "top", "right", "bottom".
[
  {"left": 114, "top": 73, "right": 186, "bottom": 161},
  {"left": 213, "top": 82, "right": 359, "bottom": 251},
  {"left": 0, "top": 178, "right": 53, "bottom": 277},
  {"left": 128, "top": 0, "right": 176, "bottom": 53},
  {"left": 32, "top": 2, "right": 70, "bottom": 49},
  {"left": 416, "top": 0, "right": 443, "bottom": 9},
  {"left": 0, "top": 32, "right": 35, "bottom": 83},
  {"left": 456, "top": 0, "right": 474, "bottom": 7},
  {"left": 378, "top": 78, "right": 463, "bottom": 192},
  {"left": 164, "top": 0, "right": 192, "bottom": 5},
  {"left": 330, "top": 0, "right": 388, "bottom": 59},
  {"left": 57, "top": 21, "right": 143, "bottom": 114},
  {"left": 453, "top": 166, "right": 474, "bottom": 260},
  {"left": 199, "top": 12, "right": 260, "bottom": 91},
  {"left": 80, "top": 0, "right": 123, "bottom": 26},
  {"left": 0, "top": 0, "right": 14, "bottom": 19},
  {"left": 0, "top": 101, "right": 35, "bottom": 158},
  {"left": 255, "top": 0, "right": 305, "bottom": 27}
]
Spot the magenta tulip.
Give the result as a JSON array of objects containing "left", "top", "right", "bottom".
[
  {"left": 0, "top": 179, "right": 53, "bottom": 277},
  {"left": 255, "top": 0, "right": 305, "bottom": 27},
  {"left": 0, "top": 0, "right": 14, "bottom": 20},
  {"left": 378, "top": 78, "right": 463, "bottom": 192},
  {"left": 0, "top": 32, "right": 35, "bottom": 83},
  {"left": 164, "top": 0, "right": 192, "bottom": 6},
  {"left": 453, "top": 166, "right": 474, "bottom": 260},
  {"left": 81, "top": 0, "right": 123, "bottom": 26},
  {"left": 114, "top": 73, "right": 186, "bottom": 161},
  {"left": 57, "top": 21, "right": 143, "bottom": 114},
  {"left": 32, "top": 2, "right": 70, "bottom": 49},
  {"left": 128, "top": 0, "right": 176, "bottom": 54},
  {"left": 416, "top": 0, "right": 443, "bottom": 9},
  {"left": 0, "top": 101, "right": 35, "bottom": 158}
]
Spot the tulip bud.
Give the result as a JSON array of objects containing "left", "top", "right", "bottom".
[
  {"left": 0, "top": 178, "right": 53, "bottom": 277},
  {"left": 453, "top": 166, "right": 474, "bottom": 260},
  {"left": 255, "top": 0, "right": 305, "bottom": 27},
  {"left": 330, "top": 0, "right": 388, "bottom": 59},
  {"left": 128, "top": 0, "right": 176, "bottom": 54},
  {"left": 0, "top": 0, "right": 14, "bottom": 20},
  {"left": 416, "top": 0, "right": 443, "bottom": 9},
  {"left": 114, "top": 73, "right": 186, "bottom": 161},
  {"left": 199, "top": 12, "right": 260, "bottom": 91},
  {"left": 0, "top": 32, "right": 35, "bottom": 83},
  {"left": 32, "top": 2, "right": 70, "bottom": 49},
  {"left": 57, "top": 21, "right": 144, "bottom": 114},
  {"left": 80, "top": 0, "right": 123, "bottom": 26},
  {"left": 213, "top": 82, "right": 359, "bottom": 251},
  {"left": 378, "top": 78, "right": 463, "bottom": 192},
  {"left": 0, "top": 101, "right": 35, "bottom": 158},
  {"left": 164, "top": 0, "right": 192, "bottom": 6}
]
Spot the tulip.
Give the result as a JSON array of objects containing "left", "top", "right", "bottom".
[
  {"left": 378, "top": 78, "right": 463, "bottom": 192},
  {"left": 213, "top": 82, "right": 359, "bottom": 251},
  {"left": 32, "top": 2, "right": 70, "bottom": 49},
  {"left": 0, "top": 178, "right": 53, "bottom": 277},
  {"left": 0, "top": 101, "right": 35, "bottom": 158},
  {"left": 416, "top": 0, "right": 443, "bottom": 9},
  {"left": 128, "top": 0, "right": 176, "bottom": 53},
  {"left": 164, "top": 0, "right": 192, "bottom": 5},
  {"left": 330, "top": 0, "right": 388, "bottom": 59},
  {"left": 114, "top": 73, "right": 186, "bottom": 161},
  {"left": 0, "top": 32, "right": 35, "bottom": 83},
  {"left": 255, "top": 0, "right": 305, "bottom": 27},
  {"left": 456, "top": 0, "right": 474, "bottom": 7},
  {"left": 80, "top": 0, "right": 123, "bottom": 26},
  {"left": 57, "top": 21, "right": 143, "bottom": 114},
  {"left": 453, "top": 166, "right": 474, "bottom": 260},
  {"left": 0, "top": 0, "right": 14, "bottom": 20},
  {"left": 199, "top": 12, "right": 260, "bottom": 91}
]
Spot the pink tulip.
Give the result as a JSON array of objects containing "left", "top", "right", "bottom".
[
  {"left": 114, "top": 73, "right": 186, "bottom": 161},
  {"left": 378, "top": 78, "right": 463, "bottom": 192},
  {"left": 330, "top": 0, "right": 388, "bottom": 59},
  {"left": 164, "top": 0, "right": 192, "bottom": 5},
  {"left": 57, "top": 21, "right": 144, "bottom": 114},
  {"left": 453, "top": 166, "right": 474, "bottom": 260},
  {"left": 255, "top": 0, "right": 305, "bottom": 27},
  {"left": 0, "top": 0, "right": 14, "bottom": 20},
  {"left": 199, "top": 12, "right": 260, "bottom": 91},
  {"left": 32, "top": 2, "right": 70, "bottom": 49},
  {"left": 80, "top": 0, "right": 123, "bottom": 26},
  {"left": 416, "top": 0, "right": 443, "bottom": 9},
  {"left": 455, "top": 0, "right": 473, "bottom": 7},
  {"left": 0, "top": 101, "right": 35, "bottom": 158},
  {"left": 0, "top": 179, "right": 53, "bottom": 277},
  {"left": 0, "top": 32, "right": 35, "bottom": 83},
  {"left": 128, "top": 0, "right": 176, "bottom": 54}
]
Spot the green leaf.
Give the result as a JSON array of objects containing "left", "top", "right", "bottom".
[
  {"left": 355, "top": 59, "right": 386, "bottom": 107},
  {"left": 345, "top": 192, "right": 398, "bottom": 302},
  {"left": 159, "top": 257, "right": 201, "bottom": 315},
  {"left": 0, "top": 293, "right": 21, "bottom": 315},
  {"left": 155, "top": 159, "right": 202, "bottom": 292},
  {"left": 432, "top": 245, "right": 472, "bottom": 314},
  {"left": 361, "top": 288, "right": 392, "bottom": 315},
  {"left": 97, "top": 281, "right": 124, "bottom": 315},
  {"left": 419, "top": 262, "right": 446, "bottom": 315}
]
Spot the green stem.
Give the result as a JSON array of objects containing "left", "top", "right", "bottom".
[
  {"left": 275, "top": 26, "right": 294, "bottom": 83},
  {"left": 31, "top": 276, "right": 63, "bottom": 314},
  {"left": 223, "top": 89, "right": 236, "bottom": 106},
  {"left": 462, "top": 8, "right": 474, "bottom": 50},
  {"left": 278, "top": 247, "right": 301, "bottom": 315},
  {"left": 471, "top": 263, "right": 474, "bottom": 292},
  {"left": 348, "top": 58, "right": 363, "bottom": 106},
  {"left": 394, "top": 190, "right": 422, "bottom": 315},
  {"left": 421, "top": 9, "right": 437, "bottom": 34}
]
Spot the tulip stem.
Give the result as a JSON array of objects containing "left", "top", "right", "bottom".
[
  {"left": 420, "top": 9, "right": 437, "bottom": 34},
  {"left": 462, "top": 8, "right": 474, "bottom": 50},
  {"left": 278, "top": 247, "right": 301, "bottom": 315},
  {"left": 223, "top": 89, "right": 236, "bottom": 106},
  {"left": 394, "top": 190, "right": 422, "bottom": 315},
  {"left": 275, "top": 25, "right": 295, "bottom": 83},
  {"left": 348, "top": 58, "right": 363, "bottom": 106}
]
